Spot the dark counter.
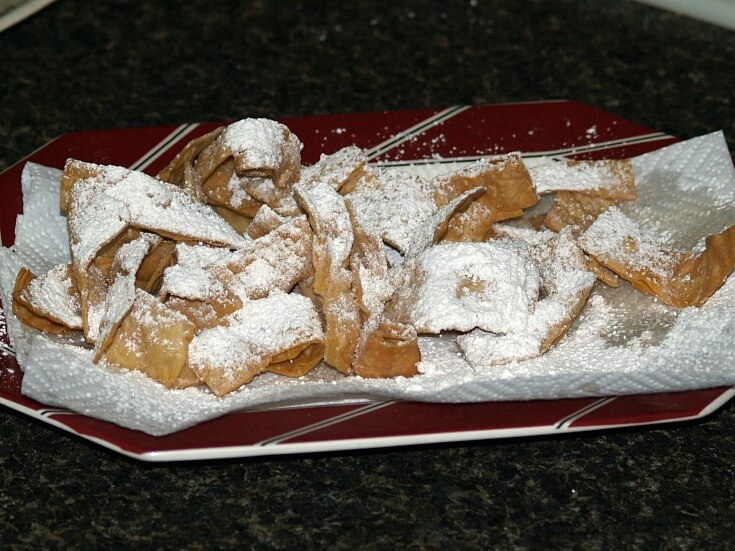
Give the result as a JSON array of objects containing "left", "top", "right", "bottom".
[{"left": 1, "top": 0, "right": 734, "bottom": 547}]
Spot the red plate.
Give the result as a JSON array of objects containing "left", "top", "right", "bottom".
[{"left": 0, "top": 100, "right": 731, "bottom": 462}]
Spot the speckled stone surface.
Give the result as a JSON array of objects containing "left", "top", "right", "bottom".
[{"left": 1, "top": 0, "right": 734, "bottom": 547}]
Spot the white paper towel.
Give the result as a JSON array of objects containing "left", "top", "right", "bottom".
[{"left": 1, "top": 133, "right": 734, "bottom": 436}]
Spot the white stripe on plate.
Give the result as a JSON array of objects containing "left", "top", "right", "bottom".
[
  {"left": 257, "top": 401, "right": 395, "bottom": 446},
  {"left": 555, "top": 397, "right": 617, "bottom": 429},
  {"left": 365, "top": 106, "right": 470, "bottom": 160},
  {"left": 374, "top": 131, "right": 671, "bottom": 168},
  {"left": 128, "top": 123, "right": 199, "bottom": 171}
]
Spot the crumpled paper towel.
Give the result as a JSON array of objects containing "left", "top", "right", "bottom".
[{"left": 1, "top": 133, "right": 734, "bottom": 436}]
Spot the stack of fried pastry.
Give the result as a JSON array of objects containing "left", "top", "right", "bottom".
[{"left": 12, "top": 118, "right": 735, "bottom": 396}]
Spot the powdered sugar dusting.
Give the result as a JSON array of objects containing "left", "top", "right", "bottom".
[
  {"left": 411, "top": 241, "right": 540, "bottom": 334},
  {"left": 224, "top": 118, "right": 302, "bottom": 171},
  {"left": 188, "top": 293, "right": 323, "bottom": 379},
  {"left": 530, "top": 159, "right": 628, "bottom": 195},
  {"left": 68, "top": 165, "right": 246, "bottom": 267},
  {"left": 21, "top": 264, "right": 82, "bottom": 329},
  {"left": 346, "top": 167, "right": 436, "bottom": 253},
  {"left": 175, "top": 243, "right": 233, "bottom": 269},
  {"left": 580, "top": 207, "right": 674, "bottom": 277}
]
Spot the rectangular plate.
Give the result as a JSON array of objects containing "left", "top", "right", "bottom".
[{"left": 1, "top": 100, "right": 732, "bottom": 462}]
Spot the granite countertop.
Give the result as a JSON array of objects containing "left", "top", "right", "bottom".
[{"left": 1, "top": 0, "right": 734, "bottom": 547}]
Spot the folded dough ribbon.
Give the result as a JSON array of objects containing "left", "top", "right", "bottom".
[
  {"left": 12, "top": 264, "right": 81, "bottom": 335},
  {"left": 432, "top": 153, "right": 539, "bottom": 241},
  {"left": 346, "top": 202, "right": 420, "bottom": 378},
  {"left": 579, "top": 207, "right": 735, "bottom": 307},
  {"left": 457, "top": 227, "right": 596, "bottom": 365},
  {"left": 294, "top": 182, "right": 360, "bottom": 373},
  {"left": 302, "top": 146, "right": 367, "bottom": 193},
  {"left": 187, "top": 293, "right": 324, "bottom": 396}
]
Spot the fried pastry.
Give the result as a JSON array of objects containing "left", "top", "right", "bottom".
[
  {"left": 384, "top": 187, "right": 488, "bottom": 326},
  {"left": 96, "top": 289, "right": 197, "bottom": 387},
  {"left": 238, "top": 175, "right": 300, "bottom": 216},
  {"left": 579, "top": 207, "right": 735, "bottom": 307},
  {"left": 294, "top": 182, "right": 360, "bottom": 373},
  {"left": 544, "top": 191, "right": 616, "bottom": 233},
  {"left": 12, "top": 265, "right": 81, "bottom": 335},
  {"left": 530, "top": 158, "right": 636, "bottom": 200},
  {"left": 457, "top": 228, "right": 596, "bottom": 365},
  {"left": 246, "top": 204, "right": 291, "bottom": 239},
  {"left": 226, "top": 215, "right": 314, "bottom": 300},
  {"left": 92, "top": 233, "right": 163, "bottom": 344},
  {"left": 157, "top": 127, "right": 224, "bottom": 186},
  {"left": 302, "top": 145, "right": 367, "bottom": 192},
  {"left": 187, "top": 293, "right": 324, "bottom": 396},
  {"left": 344, "top": 167, "right": 437, "bottom": 254},
  {"left": 195, "top": 118, "right": 302, "bottom": 189},
  {"left": 160, "top": 265, "right": 242, "bottom": 330},
  {"left": 432, "top": 153, "right": 538, "bottom": 241},
  {"left": 409, "top": 241, "right": 541, "bottom": 335},
  {"left": 346, "top": 202, "right": 420, "bottom": 378}
]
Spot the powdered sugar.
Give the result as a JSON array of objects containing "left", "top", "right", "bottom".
[
  {"left": 346, "top": 167, "right": 437, "bottom": 253},
  {"left": 299, "top": 145, "right": 366, "bottom": 190},
  {"left": 411, "top": 241, "right": 540, "bottom": 334},
  {"left": 580, "top": 207, "right": 674, "bottom": 277},
  {"left": 223, "top": 118, "right": 302, "bottom": 172},
  {"left": 188, "top": 292, "right": 323, "bottom": 380},
  {"left": 21, "top": 264, "right": 81, "bottom": 329},
  {"left": 68, "top": 165, "right": 246, "bottom": 269},
  {"left": 162, "top": 265, "right": 226, "bottom": 301},
  {"left": 175, "top": 243, "right": 233, "bottom": 269},
  {"left": 530, "top": 159, "right": 630, "bottom": 196},
  {"left": 294, "top": 182, "right": 353, "bottom": 268}
]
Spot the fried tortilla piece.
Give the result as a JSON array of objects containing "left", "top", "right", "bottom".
[
  {"left": 174, "top": 242, "right": 232, "bottom": 269},
  {"left": 246, "top": 204, "right": 291, "bottom": 239},
  {"left": 346, "top": 202, "right": 420, "bottom": 378},
  {"left": 171, "top": 364, "right": 202, "bottom": 389},
  {"left": 187, "top": 293, "right": 324, "bottom": 396},
  {"left": 95, "top": 289, "right": 196, "bottom": 387},
  {"left": 587, "top": 256, "right": 620, "bottom": 287},
  {"left": 344, "top": 167, "right": 438, "bottom": 254},
  {"left": 226, "top": 216, "right": 314, "bottom": 300},
  {"left": 157, "top": 127, "right": 224, "bottom": 186},
  {"left": 432, "top": 153, "right": 538, "bottom": 242},
  {"left": 16, "top": 264, "right": 81, "bottom": 330},
  {"left": 160, "top": 265, "right": 242, "bottom": 330},
  {"left": 201, "top": 158, "right": 264, "bottom": 218},
  {"left": 266, "top": 342, "right": 324, "bottom": 378},
  {"left": 457, "top": 228, "right": 596, "bottom": 365},
  {"left": 239, "top": 175, "right": 301, "bottom": 216},
  {"left": 302, "top": 145, "right": 367, "bottom": 192},
  {"left": 409, "top": 241, "right": 541, "bottom": 335},
  {"left": 60, "top": 159, "right": 110, "bottom": 215},
  {"left": 352, "top": 321, "right": 420, "bottom": 378},
  {"left": 195, "top": 118, "right": 302, "bottom": 189},
  {"left": 77, "top": 256, "right": 114, "bottom": 343},
  {"left": 66, "top": 161, "right": 246, "bottom": 269},
  {"left": 294, "top": 182, "right": 360, "bottom": 373},
  {"left": 180, "top": 164, "right": 208, "bottom": 204},
  {"left": 383, "top": 187, "right": 487, "bottom": 326},
  {"left": 212, "top": 205, "right": 253, "bottom": 234},
  {"left": 64, "top": 162, "right": 246, "bottom": 340},
  {"left": 544, "top": 191, "right": 616, "bottom": 233},
  {"left": 85, "top": 233, "right": 163, "bottom": 344},
  {"left": 12, "top": 266, "right": 81, "bottom": 335},
  {"left": 580, "top": 207, "right": 735, "bottom": 307},
  {"left": 135, "top": 239, "right": 176, "bottom": 293},
  {"left": 530, "top": 158, "right": 636, "bottom": 200}
]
